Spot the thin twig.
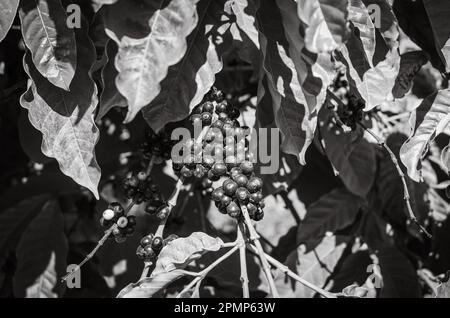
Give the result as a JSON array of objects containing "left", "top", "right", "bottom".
[
  {"left": 247, "top": 244, "right": 336, "bottom": 298},
  {"left": 359, "top": 122, "right": 432, "bottom": 238},
  {"left": 237, "top": 222, "right": 250, "bottom": 298},
  {"left": 145, "top": 154, "right": 156, "bottom": 175},
  {"left": 240, "top": 204, "right": 280, "bottom": 298},
  {"left": 177, "top": 244, "right": 239, "bottom": 298},
  {"left": 155, "top": 178, "right": 184, "bottom": 237},
  {"left": 62, "top": 224, "right": 118, "bottom": 282}
]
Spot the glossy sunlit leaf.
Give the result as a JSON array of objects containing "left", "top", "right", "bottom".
[
  {"left": 142, "top": 0, "right": 236, "bottom": 132},
  {"left": 104, "top": 0, "right": 200, "bottom": 123},
  {"left": 20, "top": 21, "right": 101, "bottom": 199},
  {"left": 400, "top": 89, "right": 450, "bottom": 182},
  {"left": 0, "top": 0, "right": 19, "bottom": 42},
  {"left": 19, "top": 0, "right": 76, "bottom": 90},
  {"left": 13, "top": 200, "right": 68, "bottom": 298},
  {"left": 297, "top": 0, "right": 349, "bottom": 53},
  {"left": 348, "top": 0, "right": 376, "bottom": 65},
  {"left": 153, "top": 232, "right": 223, "bottom": 276}
]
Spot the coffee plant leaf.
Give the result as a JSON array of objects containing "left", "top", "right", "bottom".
[
  {"left": 19, "top": 0, "right": 77, "bottom": 91},
  {"left": 153, "top": 232, "right": 224, "bottom": 275},
  {"left": 0, "top": 195, "right": 52, "bottom": 277},
  {"left": 229, "top": 0, "right": 259, "bottom": 49},
  {"left": 0, "top": 0, "right": 19, "bottom": 42},
  {"left": 256, "top": 0, "right": 332, "bottom": 164},
  {"left": 377, "top": 246, "right": 421, "bottom": 297},
  {"left": 348, "top": 0, "right": 376, "bottom": 65},
  {"left": 400, "top": 89, "right": 450, "bottom": 182},
  {"left": 20, "top": 20, "right": 101, "bottom": 199},
  {"left": 117, "top": 269, "right": 185, "bottom": 298},
  {"left": 13, "top": 199, "right": 68, "bottom": 298},
  {"left": 362, "top": 0, "right": 399, "bottom": 48},
  {"left": 319, "top": 107, "right": 376, "bottom": 197},
  {"left": 422, "top": 0, "right": 450, "bottom": 72},
  {"left": 297, "top": 188, "right": 364, "bottom": 249},
  {"left": 97, "top": 40, "right": 127, "bottom": 119},
  {"left": 436, "top": 276, "right": 450, "bottom": 298},
  {"left": 275, "top": 235, "right": 348, "bottom": 297},
  {"left": 104, "top": 0, "right": 200, "bottom": 123},
  {"left": 442, "top": 142, "right": 450, "bottom": 174},
  {"left": 392, "top": 51, "right": 428, "bottom": 99},
  {"left": 297, "top": 0, "right": 349, "bottom": 53}
]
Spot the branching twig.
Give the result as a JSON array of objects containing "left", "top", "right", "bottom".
[
  {"left": 359, "top": 123, "right": 432, "bottom": 238},
  {"left": 237, "top": 222, "right": 250, "bottom": 298},
  {"left": 246, "top": 244, "right": 336, "bottom": 298},
  {"left": 176, "top": 243, "right": 239, "bottom": 298},
  {"left": 240, "top": 204, "right": 280, "bottom": 298},
  {"left": 139, "top": 262, "right": 152, "bottom": 280},
  {"left": 155, "top": 178, "right": 184, "bottom": 237}
]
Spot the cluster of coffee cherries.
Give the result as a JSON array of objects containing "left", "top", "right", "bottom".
[
  {"left": 136, "top": 233, "right": 178, "bottom": 261},
  {"left": 140, "top": 129, "right": 174, "bottom": 165},
  {"left": 123, "top": 171, "right": 170, "bottom": 221},
  {"left": 100, "top": 202, "right": 136, "bottom": 243},
  {"left": 172, "top": 87, "right": 265, "bottom": 221},
  {"left": 329, "top": 69, "right": 364, "bottom": 131}
]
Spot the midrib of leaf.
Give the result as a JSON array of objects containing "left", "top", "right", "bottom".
[
  {"left": 33, "top": 0, "right": 67, "bottom": 89},
  {"left": 133, "top": 1, "right": 167, "bottom": 108},
  {"left": 154, "top": 0, "right": 213, "bottom": 113}
]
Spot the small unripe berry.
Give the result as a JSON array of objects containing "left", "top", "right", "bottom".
[
  {"left": 180, "top": 166, "right": 193, "bottom": 178},
  {"left": 240, "top": 161, "right": 254, "bottom": 175},
  {"left": 201, "top": 112, "right": 212, "bottom": 125},
  {"left": 235, "top": 187, "right": 250, "bottom": 203},
  {"left": 216, "top": 101, "right": 228, "bottom": 114},
  {"left": 212, "top": 162, "right": 227, "bottom": 176},
  {"left": 144, "top": 245, "right": 156, "bottom": 259},
  {"left": 227, "top": 202, "right": 241, "bottom": 218},
  {"left": 253, "top": 208, "right": 264, "bottom": 221},
  {"left": 137, "top": 171, "right": 147, "bottom": 181},
  {"left": 211, "top": 187, "right": 225, "bottom": 202},
  {"left": 220, "top": 195, "right": 232, "bottom": 207},
  {"left": 223, "top": 180, "right": 238, "bottom": 196},
  {"left": 207, "top": 170, "right": 220, "bottom": 181},
  {"left": 152, "top": 237, "right": 164, "bottom": 251},
  {"left": 140, "top": 234, "right": 154, "bottom": 247},
  {"left": 247, "top": 177, "right": 263, "bottom": 193},
  {"left": 246, "top": 203, "right": 257, "bottom": 217},
  {"left": 233, "top": 174, "right": 248, "bottom": 187},
  {"left": 202, "top": 101, "right": 214, "bottom": 113},
  {"left": 249, "top": 191, "right": 263, "bottom": 204},
  {"left": 228, "top": 107, "right": 240, "bottom": 119},
  {"left": 117, "top": 216, "right": 128, "bottom": 228},
  {"left": 102, "top": 209, "right": 115, "bottom": 221}
]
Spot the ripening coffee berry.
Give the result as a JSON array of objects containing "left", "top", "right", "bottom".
[
  {"left": 216, "top": 101, "right": 228, "bottom": 114},
  {"left": 202, "top": 155, "right": 215, "bottom": 168},
  {"left": 143, "top": 245, "right": 156, "bottom": 259},
  {"left": 180, "top": 166, "right": 193, "bottom": 178},
  {"left": 220, "top": 194, "right": 232, "bottom": 207},
  {"left": 110, "top": 202, "right": 124, "bottom": 215},
  {"left": 152, "top": 237, "right": 164, "bottom": 251},
  {"left": 233, "top": 174, "right": 248, "bottom": 187},
  {"left": 253, "top": 208, "right": 264, "bottom": 221},
  {"left": 102, "top": 209, "right": 115, "bottom": 221},
  {"left": 117, "top": 216, "right": 128, "bottom": 228},
  {"left": 137, "top": 171, "right": 147, "bottom": 181},
  {"left": 227, "top": 202, "right": 241, "bottom": 218},
  {"left": 211, "top": 187, "right": 225, "bottom": 202},
  {"left": 156, "top": 205, "right": 170, "bottom": 221},
  {"left": 218, "top": 112, "right": 229, "bottom": 122},
  {"left": 235, "top": 187, "right": 250, "bottom": 203},
  {"left": 201, "top": 112, "right": 212, "bottom": 125},
  {"left": 136, "top": 246, "right": 146, "bottom": 259},
  {"left": 228, "top": 107, "right": 240, "bottom": 119},
  {"left": 229, "top": 167, "right": 242, "bottom": 178},
  {"left": 240, "top": 161, "right": 254, "bottom": 175},
  {"left": 183, "top": 155, "right": 196, "bottom": 169},
  {"left": 193, "top": 165, "right": 206, "bottom": 178},
  {"left": 140, "top": 234, "right": 154, "bottom": 247},
  {"left": 249, "top": 191, "right": 263, "bottom": 204},
  {"left": 246, "top": 203, "right": 257, "bottom": 217},
  {"left": 211, "top": 119, "right": 224, "bottom": 130},
  {"left": 247, "top": 177, "right": 263, "bottom": 193},
  {"left": 127, "top": 215, "right": 137, "bottom": 227},
  {"left": 207, "top": 170, "right": 220, "bottom": 181},
  {"left": 192, "top": 105, "right": 203, "bottom": 115},
  {"left": 203, "top": 101, "right": 214, "bottom": 113},
  {"left": 212, "top": 162, "right": 227, "bottom": 176},
  {"left": 223, "top": 180, "right": 238, "bottom": 196}
]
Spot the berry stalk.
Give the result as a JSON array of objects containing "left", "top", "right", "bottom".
[{"left": 237, "top": 221, "right": 250, "bottom": 298}]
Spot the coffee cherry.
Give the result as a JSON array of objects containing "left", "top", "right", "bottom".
[
  {"left": 218, "top": 112, "right": 229, "bottom": 122},
  {"left": 212, "top": 162, "right": 227, "bottom": 176},
  {"left": 227, "top": 201, "right": 241, "bottom": 218},
  {"left": 144, "top": 245, "right": 156, "bottom": 259},
  {"left": 259, "top": 200, "right": 266, "bottom": 209},
  {"left": 202, "top": 155, "right": 215, "bottom": 168},
  {"left": 249, "top": 191, "right": 263, "bottom": 204},
  {"left": 137, "top": 171, "right": 147, "bottom": 181},
  {"left": 236, "top": 187, "right": 250, "bottom": 203},
  {"left": 172, "top": 161, "right": 183, "bottom": 171},
  {"left": 220, "top": 194, "right": 232, "bottom": 207},
  {"left": 140, "top": 234, "right": 154, "bottom": 247},
  {"left": 246, "top": 203, "right": 257, "bottom": 217},
  {"left": 211, "top": 119, "right": 224, "bottom": 130},
  {"left": 201, "top": 112, "right": 212, "bottom": 125},
  {"left": 136, "top": 246, "right": 146, "bottom": 259},
  {"left": 247, "top": 177, "right": 263, "bottom": 193},
  {"left": 223, "top": 179, "right": 238, "bottom": 196},
  {"left": 127, "top": 215, "right": 137, "bottom": 227},
  {"left": 99, "top": 217, "right": 111, "bottom": 228},
  {"left": 240, "top": 161, "right": 254, "bottom": 175},
  {"left": 152, "top": 237, "right": 164, "bottom": 252},
  {"left": 156, "top": 205, "right": 170, "bottom": 221},
  {"left": 211, "top": 187, "right": 225, "bottom": 202},
  {"left": 207, "top": 170, "right": 219, "bottom": 181},
  {"left": 233, "top": 174, "right": 248, "bottom": 187},
  {"left": 229, "top": 167, "right": 242, "bottom": 178},
  {"left": 253, "top": 208, "right": 264, "bottom": 221},
  {"left": 180, "top": 166, "right": 193, "bottom": 178},
  {"left": 192, "top": 105, "right": 203, "bottom": 115},
  {"left": 201, "top": 178, "right": 213, "bottom": 189},
  {"left": 117, "top": 216, "right": 128, "bottom": 228},
  {"left": 193, "top": 164, "right": 206, "bottom": 178},
  {"left": 110, "top": 202, "right": 124, "bottom": 215},
  {"left": 203, "top": 101, "right": 214, "bottom": 113},
  {"left": 102, "top": 209, "right": 115, "bottom": 221},
  {"left": 183, "top": 155, "right": 196, "bottom": 169},
  {"left": 225, "top": 156, "right": 238, "bottom": 169},
  {"left": 216, "top": 101, "right": 228, "bottom": 114}
]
